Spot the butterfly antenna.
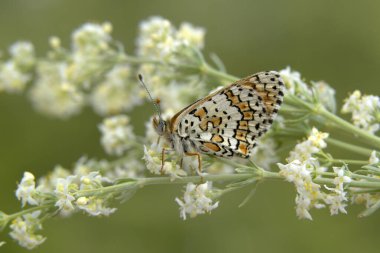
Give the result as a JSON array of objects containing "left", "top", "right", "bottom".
[{"left": 138, "top": 74, "right": 163, "bottom": 120}]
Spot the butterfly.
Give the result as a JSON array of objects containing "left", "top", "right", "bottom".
[{"left": 139, "top": 71, "right": 284, "bottom": 171}]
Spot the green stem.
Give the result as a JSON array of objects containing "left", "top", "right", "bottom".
[
  {"left": 200, "top": 63, "right": 238, "bottom": 83},
  {"left": 326, "top": 158, "right": 368, "bottom": 165},
  {"left": 317, "top": 107, "right": 380, "bottom": 149},
  {"left": 7, "top": 204, "right": 53, "bottom": 221},
  {"left": 326, "top": 138, "right": 373, "bottom": 157}
]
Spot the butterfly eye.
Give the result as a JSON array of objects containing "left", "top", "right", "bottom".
[{"left": 152, "top": 117, "right": 166, "bottom": 136}]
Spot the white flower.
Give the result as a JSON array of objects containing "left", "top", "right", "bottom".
[
  {"left": 76, "top": 197, "right": 116, "bottom": 216},
  {"left": 278, "top": 160, "right": 325, "bottom": 220},
  {"left": 9, "top": 211, "right": 45, "bottom": 250},
  {"left": 54, "top": 176, "right": 78, "bottom": 216},
  {"left": 29, "top": 62, "right": 85, "bottom": 119},
  {"left": 142, "top": 145, "right": 162, "bottom": 174},
  {"left": 91, "top": 64, "right": 143, "bottom": 115},
  {"left": 332, "top": 166, "right": 352, "bottom": 191},
  {"left": 369, "top": 150, "right": 379, "bottom": 164},
  {"left": 143, "top": 145, "right": 187, "bottom": 180},
  {"left": 342, "top": 90, "right": 380, "bottom": 133},
  {"left": 279, "top": 66, "right": 310, "bottom": 97},
  {"left": 288, "top": 128, "right": 328, "bottom": 163},
  {"left": 307, "top": 127, "right": 329, "bottom": 149},
  {"left": 99, "top": 115, "right": 135, "bottom": 156},
  {"left": 0, "top": 241, "right": 5, "bottom": 247},
  {"left": 175, "top": 182, "right": 219, "bottom": 220},
  {"left": 15, "top": 172, "right": 39, "bottom": 207},
  {"left": 0, "top": 61, "right": 31, "bottom": 93},
  {"left": 9, "top": 41, "right": 35, "bottom": 70},
  {"left": 67, "top": 22, "right": 116, "bottom": 87},
  {"left": 324, "top": 190, "right": 349, "bottom": 215},
  {"left": 80, "top": 171, "right": 104, "bottom": 190},
  {"left": 177, "top": 23, "right": 205, "bottom": 48},
  {"left": 312, "top": 80, "right": 336, "bottom": 112},
  {"left": 72, "top": 22, "right": 112, "bottom": 53}
]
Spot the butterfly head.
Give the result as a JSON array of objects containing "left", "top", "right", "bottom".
[{"left": 152, "top": 116, "right": 167, "bottom": 136}]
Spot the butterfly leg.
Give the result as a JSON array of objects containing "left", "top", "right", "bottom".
[
  {"left": 160, "top": 147, "right": 166, "bottom": 175},
  {"left": 184, "top": 152, "right": 203, "bottom": 181}
]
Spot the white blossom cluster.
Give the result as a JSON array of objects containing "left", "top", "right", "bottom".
[
  {"left": 9, "top": 211, "right": 45, "bottom": 250},
  {"left": 9, "top": 157, "right": 131, "bottom": 249},
  {"left": 99, "top": 115, "right": 135, "bottom": 156},
  {"left": 0, "top": 42, "right": 35, "bottom": 93},
  {"left": 137, "top": 16, "right": 208, "bottom": 113},
  {"left": 342, "top": 90, "right": 380, "bottom": 133},
  {"left": 279, "top": 67, "right": 336, "bottom": 112},
  {"left": 278, "top": 128, "right": 352, "bottom": 219},
  {"left": 0, "top": 22, "right": 144, "bottom": 119},
  {"left": 175, "top": 182, "right": 219, "bottom": 220}
]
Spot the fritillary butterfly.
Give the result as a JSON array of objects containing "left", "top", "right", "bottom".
[{"left": 140, "top": 71, "right": 284, "bottom": 170}]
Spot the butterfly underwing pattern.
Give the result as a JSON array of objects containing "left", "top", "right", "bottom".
[{"left": 147, "top": 71, "right": 284, "bottom": 163}]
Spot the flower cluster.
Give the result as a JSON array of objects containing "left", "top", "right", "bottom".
[
  {"left": 99, "top": 115, "right": 135, "bottom": 156},
  {"left": 175, "top": 182, "right": 219, "bottom": 220},
  {"left": 0, "top": 42, "right": 35, "bottom": 93},
  {"left": 137, "top": 16, "right": 208, "bottom": 113},
  {"left": 342, "top": 90, "right": 380, "bottom": 133},
  {"left": 278, "top": 128, "right": 354, "bottom": 219},
  {"left": 9, "top": 211, "right": 45, "bottom": 250}
]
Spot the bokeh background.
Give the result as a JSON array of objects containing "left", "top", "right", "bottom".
[{"left": 1, "top": 0, "right": 380, "bottom": 252}]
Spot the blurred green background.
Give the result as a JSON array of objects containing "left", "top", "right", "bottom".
[{"left": 1, "top": 0, "right": 380, "bottom": 252}]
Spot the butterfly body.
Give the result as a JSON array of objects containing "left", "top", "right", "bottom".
[{"left": 152, "top": 71, "right": 284, "bottom": 161}]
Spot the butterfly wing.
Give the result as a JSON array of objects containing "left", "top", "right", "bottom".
[{"left": 171, "top": 71, "right": 284, "bottom": 158}]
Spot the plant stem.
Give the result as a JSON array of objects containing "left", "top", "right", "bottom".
[
  {"left": 7, "top": 205, "right": 53, "bottom": 221},
  {"left": 326, "top": 138, "right": 373, "bottom": 157},
  {"left": 317, "top": 107, "right": 380, "bottom": 149}
]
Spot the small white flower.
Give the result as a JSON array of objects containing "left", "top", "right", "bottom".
[
  {"left": 175, "top": 182, "right": 219, "bottom": 220},
  {"left": 9, "top": 211, "right": 45, "bottom": 250},
  {"left": 72, "top": 22, "right": 112, "bottom": 53},
  {"left": 0, "top": 241, "right": 5, "bottom": 247},
  {"left": 15, "top": 172, "right": 39, "bottom": 207},
  {"left": 54, "top": 176, "right": 78, "bottom": 216},
  {"left": 369, "top": 150, "right": 379, "bottom": 164},
  {"left": 332, "top": 166, "right": 352, "bottom": 191},
  {"left": 91, "top": 64, "right": 143, "bottom": 115},
  {"left": 287, "top": 128, "right": 328, "bottom": 163},
  {"left": 0, "top": 61, "right": 31, "bottom": 93},
  {"left": 76, "top": 197, "right": 116, "bottom": 216},
  {"left": 308, "top": 127, "right": 329, "bottom": 149},
  {"left": 177, "top": 22, "right": 205, "bottom": 48},
  {"left": 312, "top": 80, "right": 336, "bottom": 112},
  {"left": 278, "top": 160, "right": 325, "bottom": 220},
  {"left": 29, "top": 62, "right": 85, "bottom": 119},
  {"left": 9, "top": 41, "right": 35, "bottom": 69},
  {"left": 342, "top": 90, "right": 380, "bottom": 133},
  {"left": 99, "top": 115, "right": 135, "bottom": 156},
  {"left": 279, "top": 66, "right": 310, "bottom": 97}
]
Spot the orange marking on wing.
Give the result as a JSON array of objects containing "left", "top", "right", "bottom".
[
  {"left": 236, "top": 130, "right": 247, "bottom": 141},
  {"left": 203, "top": 142, "right": 221, "bottom": 152},
  {"left": 238, "top": 142, "right": 248, "bottom": 155},
  {"left": 243, "top": 111, "right": 254, "bottom": 120},
  {"left": 238, "top": 121, "right": 248, "bottom": 130},
  {"left": 194, "top": 108, "right": 207, "bottom": 119},
  {"left": 210, "top": 117, "right": 222, "bottom": 127},
  {"left": 211, "top": 134, "right": 223, "bottom": 143},
  {"left": 237, "top": 101, "right": 250, "bottom": 111},
  {"left": 199, "top": 120, "right": 208, "bottom": 131}
]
